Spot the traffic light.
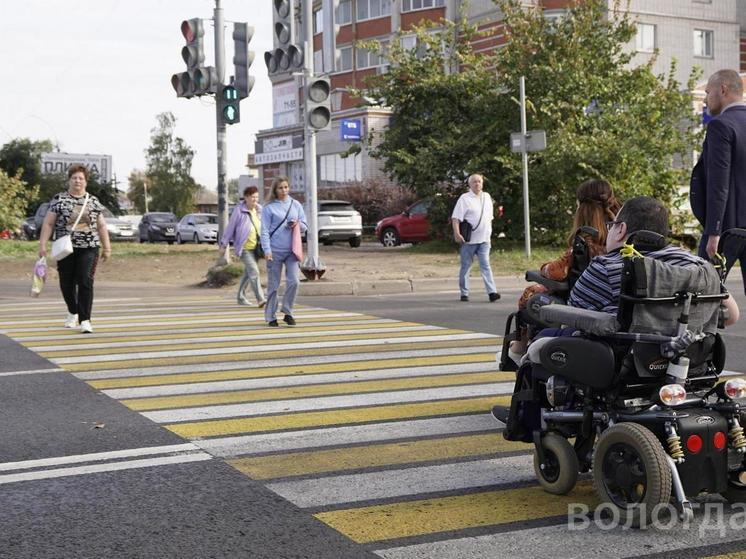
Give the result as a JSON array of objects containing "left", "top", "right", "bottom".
[
  {"left": 306, "top": 76, "right": 332, "bottom": 131},
  {"left": 264, "top": 0, "right": 304, "bottom": 76},
  {"left": 219, "top": 85, "right": 240, "bottom": 125},
  {"left": 232, "top": 22, "right": 255, "bottom": 100},
  {"left": 171, "top": 18, "right": 217, "bottom": 98}
]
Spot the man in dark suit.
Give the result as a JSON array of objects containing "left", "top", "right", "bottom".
[{"left": 690, "top": 69, "right": 746, "bottom": 292}]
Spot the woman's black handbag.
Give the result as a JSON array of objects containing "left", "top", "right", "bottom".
[{"left": 249, "top": 212, "right": 264, "bottom": 259}]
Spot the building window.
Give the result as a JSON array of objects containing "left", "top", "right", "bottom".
[
  {"left": 337, "top": 0, "right": 352, "bottom": 25},
  {"left": 337, "top": 45, "right": 353, "bottom": 71},
  {"left": 636, "top": 23, "right": 656, "bottom": 53},
  {"left": 314, "top": 49, "right": 323, "bottom": 72},
  {"left": 319, "top": 153, "right": 362, "bottom": 184},
  {"left": 400, "top": 34, "right": 428, "bottom": 59},
  {"left": 693, "top": 29, "right": 714, "bottom": 57},
  {"left": 356, "top": 40, "right": 389, "bottom": 69},
  {"left": 402, "top": 0, "right": 444, "bottom": 12},
  {"left": 357, "top": 0, "right": 391, "bottom": 22},
  {"left": 313, "top": 9, "right": 323, "bottom": 34}
]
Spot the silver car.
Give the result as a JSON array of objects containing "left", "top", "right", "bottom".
[{"left": 177, "top": 213, "right": 219, "bottom": 244}]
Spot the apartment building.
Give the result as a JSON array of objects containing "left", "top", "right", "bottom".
[{"left": 255, "top": 0, "right": 744, "bottom": 197}]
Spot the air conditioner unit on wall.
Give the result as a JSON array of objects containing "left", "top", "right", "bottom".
[{"left": 376, "top": 64, "right": 390, "bottom": 75}]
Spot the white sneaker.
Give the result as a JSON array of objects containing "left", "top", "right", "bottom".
[
  {"left": 65, "top": 313, "right": 78, "bottom": 328},
  {"left": 80, "top": 320, "right": 93, "bottom": 334}
]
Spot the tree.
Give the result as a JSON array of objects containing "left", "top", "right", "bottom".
[
  {"left": 0, "top": 138, "right": 55, "bottom": 213},
  {"left": 145, "top": 112, "right": 198, "bottom": 216},
  {"left": 0, "top": 169, "right": 38, "bottom": 232},
  {"left": 127, "top": 170, "right": 151, "bottom": 214},
  {"left": 360, "top": 0, "right": 701, "bottom": 243},
  {"left": 491, "top": 0, "right": 701, "bottom": 242}
]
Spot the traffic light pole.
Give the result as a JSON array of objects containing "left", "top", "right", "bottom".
[
  {"left": 214, "top": 0, "right": 229, "bottom": 252},
  {"left": 301, "top": 0, "right": 322, "bottom": 279}
]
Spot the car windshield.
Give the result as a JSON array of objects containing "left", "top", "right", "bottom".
[
  {"left": 320, "top": 202, "right": 355, "bottom": 212},
  {"left": 101, "top": 207, "right": 114, "bottom": 218},
  {"left": 194, "top": 215, "right": 217, "bottom": 224},
  {"left": 151, "top": 214, "right": 175, "bottom": 223}
]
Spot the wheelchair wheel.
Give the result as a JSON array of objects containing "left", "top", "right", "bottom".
[
  {"left": 593, "top": 423, "right": 672, "bottom": 527},
  {"left": 534, "top": 432, "right": 579, "bottom": 495}
]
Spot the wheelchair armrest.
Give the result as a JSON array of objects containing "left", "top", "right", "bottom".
[
  {"left": 525, "top": 270, "right": 569, "bottom": 293},
  {"left": 538, "top": 305, "right": 620, "bottom": 336}
]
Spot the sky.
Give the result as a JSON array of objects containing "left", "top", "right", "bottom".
[{"left": 1, "top": 0, "right": 275, "bottom": 191}]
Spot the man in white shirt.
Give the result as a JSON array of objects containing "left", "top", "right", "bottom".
[{"left": 451, "top": 173, "right": 500, "bottom": 302}]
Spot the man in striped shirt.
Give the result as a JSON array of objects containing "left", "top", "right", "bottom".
[{"left": 568, "top": 196, "right": 707, "bottom": 315}]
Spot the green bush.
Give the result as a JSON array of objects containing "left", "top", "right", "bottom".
[{"left": 205, "top": 263, "right": 243, "bottom": 287}]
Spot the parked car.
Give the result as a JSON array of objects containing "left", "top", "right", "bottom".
[
  {"left": 177, "top": 213, "right": 218, "bottom": 244},
  {"left": 21, "top": 202, "right": 134, "bottom": 241},
  {"left": 138, "top": 212, "right": 178, "bottom": 244},
  {"left": 306, "top": 200, "right": 362, "bottom": 247},
  {"left": 375, "top": 199, "right": 432, "bottom": 247},
  {"left": 101, "top": 207, "right": 136, "bottom": 240}
]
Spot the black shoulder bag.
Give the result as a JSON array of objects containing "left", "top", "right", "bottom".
[
  {"left": 459, "top": 193, "right": 485, "bottom": 242},
  {"left": 248, "top": 211, "right": 264, "bottom": 259}
]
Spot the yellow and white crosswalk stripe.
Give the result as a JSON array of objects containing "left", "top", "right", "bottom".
[{"left": 4, "top": 294, "right": 746, "bottom": 557}]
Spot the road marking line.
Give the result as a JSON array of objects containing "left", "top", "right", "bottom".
[
  {"left": 268, "top": 455, "right": 535, "bottom": 508},
  {"left": 81, "top": 350, "right": 498, "bottom": 385},
  {"left": 0, "top": 443, "right": 202, "bottom": 472},
  {"left": 314, "top": 482, "right": 598, "bottom": 543},
  {"left": 144, "top": 383, "right": 511, "bottom": 424},
  {"left": 166, "top": 396, "right": 509, "bottom": 439},
  {"left": 39, "top": 328, "right": 468, "bottom": 358},
  {"left": 230, "top": 432, "right": 525, "bottom": 480},
  {"left": 0, "top": 453, "right": 212, "bottom": 485},
  {"left": 50, "top": 332, "right": 494, "bottom": 364},
  {"left": 196, "top": 414, "right": 498, "bottom": 458},
  {"left": 12, "top": 318, "right": 395, "bottom": 343},
  {"left": 28, "top": 322, "right": 426, "bottom": 351},
  {"left": 0, "top": 367, "right": 65, "bottom": 377},
  {"left": 102, "top": 362, "right": 504, "bottom": 399},
  {"left": 122, "top": 372, "right": 504, "bottom": 411},
  {"left": 61, "top": 340, "right": 499, "bottom": 371}
]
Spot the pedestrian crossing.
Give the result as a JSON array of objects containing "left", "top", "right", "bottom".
[{"left": 3, "top": 294, "right": 746, "bottom": 558}]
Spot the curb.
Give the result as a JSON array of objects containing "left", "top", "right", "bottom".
[{"left": 299, "top": 274, "right": 526, "bottom": 296}]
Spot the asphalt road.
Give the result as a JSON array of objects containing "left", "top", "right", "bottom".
[{"left": 2, "top": 284, "right": 746, "bottom": 558}]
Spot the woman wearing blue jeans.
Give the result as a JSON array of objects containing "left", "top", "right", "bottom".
[
  {"left": 219, "top": 186, "right": 266, "bottom": 307},
  {"left": 260, "top": 176, "right": 307, "bottom": 327}
]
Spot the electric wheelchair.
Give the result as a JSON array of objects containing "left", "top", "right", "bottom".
[
  {"left": 493, "top": 228, "right": 746, "bottom": 526},
  {"left": 498, "top": 226, "right": 599, "bottom": 372}
]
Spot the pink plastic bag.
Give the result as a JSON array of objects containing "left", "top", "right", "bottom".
[
  {"left": 31, "top": 257, "right": 47, "bottom": 297},
  {"left": 291, "top": 221, "right": 303, "bottom": 262}
]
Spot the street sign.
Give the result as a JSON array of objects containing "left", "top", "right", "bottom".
[
  {"left": 340, "top": 118, "right": 362, "bottom": 141},
  {"left": 510, "top": 130, "right": 546, "bottom": 153}
]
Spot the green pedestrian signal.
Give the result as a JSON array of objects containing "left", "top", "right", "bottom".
[{"left": 220, "top": 85, "right": 240, "bottom": 125}]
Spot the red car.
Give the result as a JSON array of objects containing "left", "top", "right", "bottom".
[{"left": 375, "top": 199, "right": 431, "bottom": 247}]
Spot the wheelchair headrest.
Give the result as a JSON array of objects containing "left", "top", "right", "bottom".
[{"left": 626, "top": 230, "right": 667, "bottom": 251}]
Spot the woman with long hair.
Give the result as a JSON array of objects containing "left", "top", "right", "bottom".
[
  {"left": 259, "top": 176, "right": 307, "bottom": 327},
  {"left": 507, "top": 179, "right": 621, "bottom": 362}
]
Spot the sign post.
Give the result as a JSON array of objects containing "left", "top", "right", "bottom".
[{"left": 509, "top": 76, "right": 547, "bottom": 259}]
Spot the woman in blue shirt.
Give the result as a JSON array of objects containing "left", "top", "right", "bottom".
[{"left": 260, "top": 176, "right": 307, "bottom": 327}]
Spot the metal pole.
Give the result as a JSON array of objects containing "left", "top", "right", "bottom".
[
  {"left": 303, "top": 0, "right": 320, "bottom": 276},
  {"left": 143, "top": 181, "right": 149, "bottom": 214},
  {"left": 519, "top": 76, "right": 531, "bottom": 259},
  {"left": 214, "top": 0, "right": 228, "bottom": 252}
]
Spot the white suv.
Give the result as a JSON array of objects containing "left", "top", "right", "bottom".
[{"left": 316, "top": 200, "right": 363, "bottom": 248}]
